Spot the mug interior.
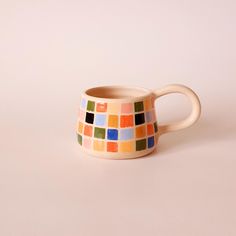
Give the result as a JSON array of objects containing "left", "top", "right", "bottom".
[{"left": 85, "top": 86, "right": 150, "bottom": 99}]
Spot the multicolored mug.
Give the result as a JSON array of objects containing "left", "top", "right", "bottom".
[{"left": 77, "top": 84, "right": 201, "bottom": 159}]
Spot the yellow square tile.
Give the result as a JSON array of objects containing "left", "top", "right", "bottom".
[
  {"left": 77, "top": 122, "right": 83, "bottom": 134},
  {"left": 108, "top": 115, "right": 119, "bottom": 128},
  {"left": 119, "top": 141, "right": 135, "bottom": 153},
  {"left": 107, "top": 103, "right": 120, "bottom": 114},
  {"left": 93, "top": 140, "right": 105, "bottom": 151}
]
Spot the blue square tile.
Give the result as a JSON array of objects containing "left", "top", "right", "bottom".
[
  {"left": 120, "top": 128, "right": 134, "bottom": 140},
  {"left": 95, "top": 114, "right": 107, "bottom": 126},
  {"left": 80, "top": 98, "right": 87, "bottom": 109},
  {"left": 148, "top": 136, "right": 155, "bottom": 148},
  {"left": 145, "top": 111, "right": 152, "bottom": 123},
  {"left": 107, "top": 129, "right": 118, "bottom": 140}
]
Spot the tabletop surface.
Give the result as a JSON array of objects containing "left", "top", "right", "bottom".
[{"left": 1, "top": 0, "right": 236, "bottom": 235}]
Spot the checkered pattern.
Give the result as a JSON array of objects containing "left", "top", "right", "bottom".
[{"left": 77, "top": 97, "right": 158, "bottom": 153}]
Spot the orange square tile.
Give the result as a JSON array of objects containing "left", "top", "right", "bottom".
[
  {"left": 108, "top": 115, "right": 119, "bottom": 128},
  {"left": 119, "top": 141, "right": 135, "bottom": 153},
  {"left": 107, "top": 142, "right": 118, "bottom": 152},
  {"left": 120, "top": 115, "right": 134, "bottom": 128},
  {"left": 77, "top": 122, "right": 83, "bottom": 134},
  {"left": 152, "top": 110, "right": 157, "bottom": 121},
  {"left": 144, "top": 98, "right": 152, "bottom": 111},
  {"left": 155, "top": 134, "right": 159, "bottom": 144},
  {"left": 96, "top": 102, "right": 107, "bottom": 112},
  {"left": 147, "top": 123, "right": 154, "bottom": 135},
  {"left": 84, "top": 125, "right": 93, "bottom": 137},
  {"left": 135, "top": 125, "right": 146, "bottom": 138},
  {"left": 93, "top": 140, "right": 105, "bottom": 151},
  {"left": 151, "top": 96, "right": 155, "bottom": 108}
]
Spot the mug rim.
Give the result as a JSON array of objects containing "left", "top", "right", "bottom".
[{"left": 82, "top": 85, "right": 152, "bottom": 102}]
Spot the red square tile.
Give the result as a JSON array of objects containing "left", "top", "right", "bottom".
[
  {"left": 147, "top": 123, "right": 154, "bottom": 135},
  {"left": 107, "top": 142, "right": 118, "bottom": 152},
  {"left": 120, "top": 115, "right": 134, "bottom": 128}
]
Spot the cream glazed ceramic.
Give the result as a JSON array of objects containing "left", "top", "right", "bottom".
[{"left": 76, "top": 84, "right": 201, "bottom": 159}]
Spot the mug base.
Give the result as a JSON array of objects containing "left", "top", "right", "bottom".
[{"left": 78, "top": 145, "right": 157, "bottom": 160}]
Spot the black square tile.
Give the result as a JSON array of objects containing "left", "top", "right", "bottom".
[
  {"left": 135, "top": 113, "right": 145, "bottom": 125},
  {"left": 134, "top": 101, "right": 144, "bottom": 112},
  {"left": 154, "top": 122, "right": 158, "bottom": 133},
  {"left": 85, "top": 112, "right": 94, "bottom": 124},
  {"left": 136, "top": 139, "right": 146, "bottom": 151}
]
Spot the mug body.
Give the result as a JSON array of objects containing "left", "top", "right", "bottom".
[{"left": 76, "top": 86, "right": 159, "bottom": 159}]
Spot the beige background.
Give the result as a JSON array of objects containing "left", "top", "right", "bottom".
[{"left": 1, "top": 0, "right": 236, "bottom": 235}]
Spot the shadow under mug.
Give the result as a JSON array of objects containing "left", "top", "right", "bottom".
[{"left": 76, "top": 84, "right": 201, "bottom": 159}]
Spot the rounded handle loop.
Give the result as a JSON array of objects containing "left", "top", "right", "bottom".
[{"left": 153, "top": 84, "right": 201, "bottom": 135}]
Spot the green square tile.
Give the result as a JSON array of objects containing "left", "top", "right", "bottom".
[
  {"left": 136, "top": 139, "right": 146, "bottom": 151},
  {"left": 77, "top": 134, "right": 82, "bottom": 145},
  {"left": 94, "top": 127, "right": 106, "bottom": 139},
  {"left": 87, "top": 101, "right": 95, "bottom": 111},
  {"left": 154, "top": 122, "right": 158, "bottom": 133},
  {"left": 134, "top": 101, "right": 144, "bottom": 112}
]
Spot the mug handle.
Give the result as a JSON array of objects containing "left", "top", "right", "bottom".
[{"left": 153, "top": 84, "right": 201, "bottom": 135}]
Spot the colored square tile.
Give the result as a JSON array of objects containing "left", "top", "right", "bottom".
[
  {"left": 80, "top": 98, "right": 87, "bottom": 110},
  {"left": 78, "top": 109, "right": 85, "bottom": 122},
  {"left": 145, "top": 111, "right": 153, "bottom": 123},
  {"left": 120, "top": 128, "right": 134, "bottom": 140},
  {"left": 84, "top": 125, "right": 93, "bottom": 137},
  {"left": 154, "top": 122, "right": 158, "bottom": 133},
  {"left": 107, "top": 103, "right": 120, "bottom": 114},
  {"left": 135, "top": 125, "right": 146, "bottom": 138},
  {"left": 155, "top": 134, "right": 158, "bottom": 144},
  {"left": 107, "top": 129, "right": 118, "bottom": 140},
  {"left": 96, "top": 102, "right": 107, "bottom": 112},
  {"left": 77, "top": 134, "right": 82, "bottom": 145},
  {"left": 87, "top": 101, "right": 95, "bottom": 111},
  {"left": 94, "top": 127, "right": 106, "bottom": 139},
  {"left": 120, "top": 115, "right": 134, "bottom": 128},
  {"left": 119, "top": 141, "right": 135, "bottom": 152},
  {"left": 134, "top": 101, "right": 144, "bottom": 112},
  {"left": 108, "top": 115, "right": 119, "bottom": 128},
  {"left": 152, "top": 110, "right": 157, "bottom": 120},
  {"left": 85, "top": 112, "right": 94, "bottom": 124},
  {"left": 107, "top": 142, "right": 118, "bottom": 152},
  {"left": 77, "top": 122, "right": 83, "bottom": 134},
  {"left": 151, "top": 96, "right": 155, "bottom": 108},
  {"left": 136, "top": 139, "right": 147, "bottom": 151},
  {"left": 121, "top": 103, "right": 133, "bottom": 114},
  {"left": 135, "top": 113, "right": 145, "bottom": 125},
  {"left": 93, "top": 140, "right": 105, "bottom": 151},
  {"left": 144, "top": 98, "right": 152, "bottom": 111},
  {"left": 148, "top": 136, "right": 155, "bottom": 148},
  {"left": 83, "top": 137, "right": 92, "bottom": 149},
  {"left": 94, "top": 114, "right": 107, "bottom": 126},
  {"left": 147, "top": 123, "right": 154, "bottom": 136}
]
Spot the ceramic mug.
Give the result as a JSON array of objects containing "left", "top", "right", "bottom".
[{"left": 76, "top": 84, "right": 201, "bottom": 159}]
